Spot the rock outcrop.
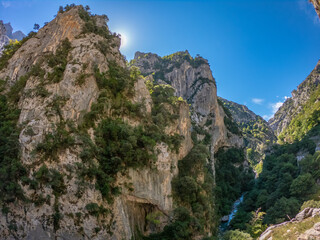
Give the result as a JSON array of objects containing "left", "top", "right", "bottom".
[
  {"left": 0, "top": 6, "right": 194, "bottom": 239},
  {"left": 132, "top": 51, "right": 244, "bottom": 153},
  {"left": 0, "top": 4, "right": 249, "bottom": 239},
  {"left": 259, "top": 208, "right": 320, "bottom": 240}
]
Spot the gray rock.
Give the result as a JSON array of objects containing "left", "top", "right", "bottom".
[{"left": 0, "top": 20, "right": 26, "bottom": 56}]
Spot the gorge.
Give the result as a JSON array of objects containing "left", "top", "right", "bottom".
[{"left": 0, "top": 1, "right": 319, "bottom": 240}]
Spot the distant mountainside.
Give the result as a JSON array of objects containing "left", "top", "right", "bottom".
[
  {"left": 269, "top": 60, "right": 320, "bottom": 142},
  {"left": 218, "top": 97, "right": 276, "bottom": 173},
  {"left": 0, "top": 20, "right": 25, "bottom": 55}
]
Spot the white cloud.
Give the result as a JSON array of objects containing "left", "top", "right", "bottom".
[
  {"left": 252, "top": 98, "right": 264, "bottom": 105},
  {"left": 263, "top": 98, "right": 287, "bottom": 121},
  {"left": 263, "top": 115, "right": 273, "bottom": 121},
  {"left": 271, "top": 101, "right": 283, "bottom": 114},
  {"left": 1, "top": 1, "right": 11, "bottom": 8}
]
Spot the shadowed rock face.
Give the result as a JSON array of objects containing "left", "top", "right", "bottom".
[
  {"left": 0, "top": 20, "right": 25, "bottom": 55},
  {"left": 219, "top": 97, "right": 276, "bottom": 170}
]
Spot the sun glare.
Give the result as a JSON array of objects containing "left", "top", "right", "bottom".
[{"left": 119, "top": 32, "right": 128, "bottom": 49}]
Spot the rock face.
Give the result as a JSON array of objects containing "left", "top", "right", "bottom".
[
  {"left": 0, "top": 6, "right": 194, "bottom": 239},
  {"left": 268, "top": 60, "right": 320, "bottom": 137},
  {"left": 132, "top": 51, "right": 243, "bottom": 152},
  {"left": 0, "top": 20, "right": 25, "bottom": 55},
  {"left": 0, "top": 5, "right": 247, "bottom": 239},
  {"left": 259, "top": 208, "right": 320, "bottom": 240},
  {"left": 218, "top": 97, "right": 276, "bottom": 172}
]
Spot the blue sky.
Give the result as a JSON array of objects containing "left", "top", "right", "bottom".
[{"left": 1, "top": 0, "right": 319, "bottom": 120}]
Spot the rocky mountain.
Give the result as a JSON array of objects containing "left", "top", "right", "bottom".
[
  {"left": 0, "top": 5, "right": 251, "bottom": 240},
  {"left": 218, "top": 97, "right": 276, "bottom": 173},
  {"left": 131, "top": 51, "right": 244, "bottom": 151},
  {"left": 269, "top": 0, "right": 320, "bottom": 142},
  {"left": 268, "top": 60, "right": 320, "bottom": 142},
  {"left": 0, "top": 20, "right": 25, "bottom": 56}
]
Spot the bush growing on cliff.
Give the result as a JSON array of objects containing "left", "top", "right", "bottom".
[
  {"left": 47, "top": 38, "right": 72, "bottom": 83},
  {"left": 0, "top": 95, "right": 28, "bottom": 203},
  {"left": 80, "top": 118, "right": 157, "bottom": 202}
]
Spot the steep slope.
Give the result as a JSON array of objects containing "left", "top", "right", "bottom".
[
  {"left": 0, "top": 4, "right": 252, "bottom": 239},
  {"left": 218, "top": 97, "right": 276, "bottom": 173},
  {"left": 269, "top": 60, "right": 320, "bottom": 142},
  {"left": 131, "top": 51, "right": 254, "bottom": 224},
  {"left": 0, "top": 6, "right": 195, "bottom": 239},
  {"left": 132, "top": 51, "right": 243, "bottom": 152}
]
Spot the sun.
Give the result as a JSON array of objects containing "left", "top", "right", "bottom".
[{"left": 119, "top": 32, "right": 128, "bottom": 49}]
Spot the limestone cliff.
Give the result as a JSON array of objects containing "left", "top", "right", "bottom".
[
  {"left": 0, "top": 4, "right": 250, "bottom": 239},
  {"left": 218, "top": 97, "right": 276, "bottom": 173},
  {"left": 268, "top": 60, "right": 320, "bottom": 141},
  {"left": 132, "top": 51, "right": 244, "bottom": 153},
  {"left": 0, "top": 6, "right": 193, "bottom": 239}
]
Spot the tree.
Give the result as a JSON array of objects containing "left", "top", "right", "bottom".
[
  {"left": 246, "top": 208, "right": 267, "bottom": 238},
  {"left": 290, "top": 173, "right": 315, "bottom": 197},
  {"left": 33, "top": 23, "right": 40, "bottom": 31}
]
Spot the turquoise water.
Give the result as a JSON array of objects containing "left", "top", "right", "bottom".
[{"left": 219, "top": 194, "right": 244, "bottom": 232}]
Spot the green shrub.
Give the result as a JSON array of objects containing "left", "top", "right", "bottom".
[
  {"left": 0, "top": 40, "right": 22, "bottom": 70},
  {"left": 223, "top": 230, "right": 253, "bottom": 240},
  {"left": 85, "top": 203, "right": 108, "bottom": 217},
  {"left": 33, "top": 164, "right": 66, "bottom": 197},
  {"left": 47, "top": 39, "right": 72, "bottom": 83},
  {"left": 300, "top": 200, "right": 320, "bottom": 211},
  {"left": 0, "top": 94, "right": 28, "bottom": 203},
  {"left": 78, "top": 6, "right": 111, "bottom": 39},
  {"left": 36, "top": 122, "right": 75, "bottom": 161}
]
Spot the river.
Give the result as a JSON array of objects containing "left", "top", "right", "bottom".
[{"left": 219, "top": 194, "right": 245, "bottom": 232}]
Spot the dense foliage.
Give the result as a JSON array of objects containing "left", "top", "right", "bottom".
[
  {"left": 230, "top": 129, "right": 320, "bottom": 234},
  {"left": 146, "top": 144, "right": 215, "bottom": 239},
  {"left": 215, "top": 148, "right": 254, "bottom": 216},
  {"left": 47, "top": 39, "right": 72, "bottom": 83},
  {"left": 278, "top": 82, "right": 320, "bottom": 143},
  {"left": 0, "top": 94, "right": 28, "bottom": 204}
]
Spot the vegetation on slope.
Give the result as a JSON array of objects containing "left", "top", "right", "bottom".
[
  {"left": 229, "top": 125, "right": 320, "bottom": 238},
  {"left": 146, "top": 144, "right": 215, "bottom": 239},
  {"left": 218, "top": 97, "right": 276, "bottom": 174},
  {"left": 278, "top": 83, "right": 320, "bottom": 143}
]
